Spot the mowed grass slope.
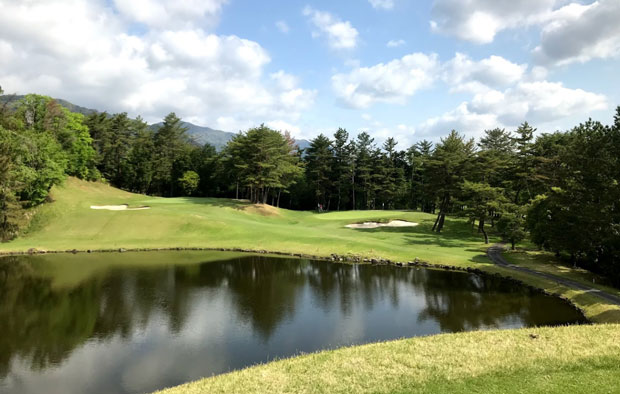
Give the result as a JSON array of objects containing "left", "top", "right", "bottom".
[
  {"left": 2, "top": 177, "right": 494, "bottom": 267},
  {"left": 155, "top": 324, "right": 620, "bottom": 394}
]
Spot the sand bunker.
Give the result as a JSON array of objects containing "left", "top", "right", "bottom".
[
  {"left": 346, "top": 220, "right": 418, "bottom": 229},
  {"left": 90, "top": 204, "right": 150, "bottom": 211}
]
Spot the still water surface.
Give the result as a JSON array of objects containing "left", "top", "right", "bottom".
[{"left": 0, "top": 251, "right": 586, "bottom": 394}]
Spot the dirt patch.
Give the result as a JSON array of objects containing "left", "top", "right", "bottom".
[
  {"left": 346, "top": 220, "right": 418, "bottom": 229},
  {"left": 242, "top": 204, "right": 280, "bottom": 217},
  {"left": 90, "top": 204, "right": 150, "bottom": 211}
]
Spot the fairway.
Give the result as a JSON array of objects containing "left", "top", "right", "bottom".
[{"left": 2, "top": 178, "right": 495, "bottom": 268}]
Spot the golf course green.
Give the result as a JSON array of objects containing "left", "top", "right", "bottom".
[{"left": 3, "top": 177, "right": 620, "bottom": 394}]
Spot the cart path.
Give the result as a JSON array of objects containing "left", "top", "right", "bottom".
[{"left": 487, "top": 243, "right": 620, "bottom": 306}]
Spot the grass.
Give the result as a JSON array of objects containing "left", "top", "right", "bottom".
[
  {"left": 154, "top": 324, "right": 620, "bottom": 394},
  {"left": 4, "top": 178, "right": 620, "bottom": 393},
  {"left": 492, "top": 249, "right": 620, "bottom": 323},
  {"left": 3, "top": 178, "right": 497, "bottom": 268},
  {"left": 503, "top": 249, "right": 620, "bottom": 298}
]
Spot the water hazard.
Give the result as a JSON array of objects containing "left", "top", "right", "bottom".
[{"left": 0, "top": 251, "right": 586, "bottom": 394}]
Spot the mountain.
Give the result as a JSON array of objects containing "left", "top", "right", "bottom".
[
  {"left": 2, "top": 95, "right": 311, "bottom": 151},
  {"left": 151, "top": 121, "right": 312, "bottom": 152},
  {"left": 150, "top": 121, "right": 235, "bottom": 151},
  {"left": 0, "top": 94, "right": 97, "bottom": 116}
]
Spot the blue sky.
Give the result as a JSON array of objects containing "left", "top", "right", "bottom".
[{"left": 1, "top": 0, "right": 618, "bottom": 145}]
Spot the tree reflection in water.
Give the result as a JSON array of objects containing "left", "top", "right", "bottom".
[{"left": 0, "top": 253, "right": 586, "bottom": 394}]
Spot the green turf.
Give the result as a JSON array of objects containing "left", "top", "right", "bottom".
[
  {"left": 2, "top": 177, "right": 497, "bottom": 267},
  {"left": 154, "top": 324, "right": 620, "bottom": 394},
  {"left": 5, "top": 178, "right": 620, "bottom": 394}
]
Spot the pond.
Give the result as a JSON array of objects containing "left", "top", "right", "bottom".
[{"left": 0, "top": 251, "right": 586, "bottom": 394}]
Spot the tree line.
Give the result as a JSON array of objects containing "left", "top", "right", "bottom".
[{"left": 1, "top": 90, "right": 619, "bottom": 283}]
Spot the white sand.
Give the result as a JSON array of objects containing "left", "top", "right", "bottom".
[
  {"left": 345, "top": 220, "right": 418, "bottom": 229},
  {"left": 90, "top": 204, "right": 150, "bottom": 211}
]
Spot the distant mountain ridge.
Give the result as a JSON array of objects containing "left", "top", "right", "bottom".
[
  {"left": 0, "top": 95, "right": 97, "bottom": 116},
  {"left": 149, "top": 121, "right": 236, "bottom": 151},
  {"left": 0, "top": 94, "right": 311, "bottom": 151}
]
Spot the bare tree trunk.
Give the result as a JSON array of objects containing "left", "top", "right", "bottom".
[
  {"left": 236, "top": 182, "right": 239, "bottom": 200},
  {"left": 277, "top": 189, "right": 281, "bottom": 207},
  {"left": 351, "top": 174, "right": 356, "bottom": 210},
  {"left": 436, "top": 213, "right": 446, "bottom": 232},
  {"left": 432, "top": 195, "right": 449, "bottom": 232},
  {"left": 478, "top": 218, "right": 488, "bottom": 244},
  {"left": 263, "top": 187, "right": 269, "bottom": 204},
  {"left": 432, "top": 212, "right": 441, "bottom": 232},
  {"left": 337, "top": 185, "right": 341, "bottom": 211}
]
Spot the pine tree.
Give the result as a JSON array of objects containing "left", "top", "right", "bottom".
[
  {"left": 305, "top": 134, "right": 333, "bottom": 209},
  {"left": 102, "top": 113, "right": 132, "bottom": 186},
  {"left": 153, "top": 113, "right": 189, "bottom": 196},
  {"left": 511, "top": 122, "right": 536, "bottom": 204},
  {"left": 331, "top": 128, "right": 352, "bottom": 210},
  {"left": 427, "top": 131, "right": 474, "bottom": 232},
  {"left": 354, "top": 132, "right": 376, "bottom": 209},
  {"left": 408, "top": 140, "right": 433, "bottom": 212}
]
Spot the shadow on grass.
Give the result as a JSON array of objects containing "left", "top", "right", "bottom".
[
  {"left": 589, "top": 308, "right": 620, "bottom": 323},
  {"left": 350, "top": 217, "right": 488, "bottom": 248},
  {"left": 173, "top": 197, "right": 254, "bottom": 211}
]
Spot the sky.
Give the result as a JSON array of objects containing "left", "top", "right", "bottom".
[{"left": 1, "top": 0, "right": 619, "bottom": 146}]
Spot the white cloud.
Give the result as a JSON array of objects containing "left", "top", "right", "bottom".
[
  {"left": 443, "top": 53, "right": 528, "bottom": 92},
  {"left": 430, "top": 0, "right": 557, "bottom": 44},
  {"left": 265, "top": 120, "right": 302, "bottom": 135},
  {"left": 113, "top": 0, "right": 229, "bottom": 29},
  {"left": 533, "top": 0, "right": 620, "bottom": 65},
  {"left": 386, "top": 39, "right": 406, "bottom": 47},
  {"left": 332, "top": 53, "right": 439, "bottom": 108},
  {"left": 369, "top": 0, "right": 394, "bottom": 10},
  {"left": 419, "top": 81, "right": 608, "bottom": 137},
  {"left": 303, "top": 6, "right": 359, "bottom": 49},
  {"left": 275, "top": 20, "right": 290, "bottom": 34},
  {"left": 418, "top": 103, "right": 498, "bottom": 138},
  {"left": 0, "top": 0, "right": 315, "bottom": 134},
  {"left": 469, "top": 80, "right": 608, "bottom": 125},
  {"left": 430, "top": 0, "right": 620, "bottom": 67}
]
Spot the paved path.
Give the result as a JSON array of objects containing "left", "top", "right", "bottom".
[{"left": 487, "top": 243, "right": 620, "bottom": 306}]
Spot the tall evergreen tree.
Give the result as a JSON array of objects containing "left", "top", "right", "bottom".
[
  {"left": 305, "top": 134, "right": 333, "bottom": 209},
  {"left": 331, "top": 128, "right": 352, "bottom": 210},
  {"left": 511, "top": 122, "right": 536, "bottom": 204},
  {"left": 101, "top": 113, "right": 132, "bottom": 186},
  {"left": 427, "top": 130, "right": 474, "bottom": 233},
  {"left": 152, "top": 113, "right": 189, "bottom": 196},
  {"left": 354, "top": 132, "right": 376, "bottom": 209},
  {"left": 408, "top": 140, "right": 434, "bottom": 212}
]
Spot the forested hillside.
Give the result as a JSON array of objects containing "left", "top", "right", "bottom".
[{"left": 1, "top": 89, "right": 619, "bottom": 283}]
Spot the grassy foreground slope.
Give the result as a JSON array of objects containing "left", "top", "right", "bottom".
[
  {"left": 155, "top": 324, "right": 620, "bottom": 394},
  {"left": 2, "top": 178, "right": 493, "bottom": 266}
]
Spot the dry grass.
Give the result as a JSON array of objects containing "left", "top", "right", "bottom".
[
  {"left": 241, "top": 203, "right": 281, "bottom": 216},
  {"left": 155, "top": 324, "right": 620, "bottom": 394}
]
